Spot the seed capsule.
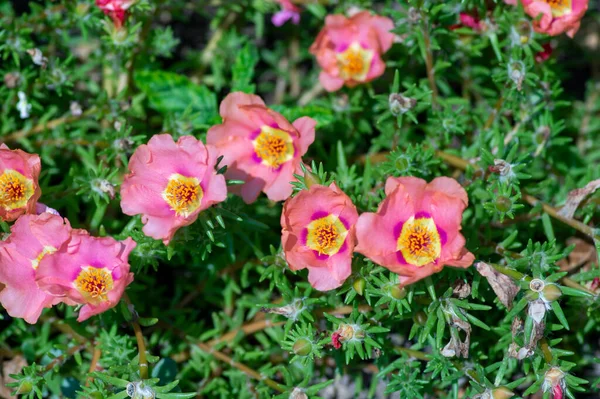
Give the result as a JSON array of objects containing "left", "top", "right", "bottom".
[
  {"left": 353, "top": 277, "right": 366, "bottom": 296},
  {"left": 492, "top": 386, "right": 514, "bottom": 399},
  {"left": 389, "top": 285, "right": 407, "bottom": 300},
  {"left": 413, "top": 311, "right": 427, "bottom": 326}
]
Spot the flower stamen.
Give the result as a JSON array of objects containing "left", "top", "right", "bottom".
[
  {"left": 397, "top": 216, "right": 442, "bottom": 266},
  {"left": 75, "top": 267, "right": 114, "bottom": 303},
  {"left": 162, "top": 174, "right": 203, "bottom": 217},
  {"left": 0, "top": 170, "right": 34, "bottom": 211}
]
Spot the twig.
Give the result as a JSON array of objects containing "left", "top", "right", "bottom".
[
  {"left": 123, "top": 294, "right": 149, "bottom": 379},
  {"left": 4, "top": 107, "right": 98, "bottom": 143},
  {"left": 85, "top": 346, "right": 102, "bottom": 386},
  {"left": 298, "top": 82, "right": 324, "bottom": 106},
  {"left": 394, "top": 346, "right": 431, "bottom": 361},
  {"left": 207, "top": 319, "right": 285, "bottom": 346},
  {"left": 44, "top": 343, "right": 88, "bottom": 373}
]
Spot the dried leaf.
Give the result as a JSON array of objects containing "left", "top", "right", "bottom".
[
  {"left": 558, "top": 237, "right": 597, "bottom": 272},
  {"left": 475, "top": 261, "right": 520, "bottom": 309},
  {"left": 558, "top": 179, "right": 600, "bottom": 219},
  {"left": 441, "top": 309, "right": 471, "bottom": 358}
]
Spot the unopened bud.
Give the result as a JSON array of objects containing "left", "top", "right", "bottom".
[
  {"left": 303, "top": 169, "right": 320, "bottom": 189},
  {"left": 293, "top": 338, "right": 313, "bottom": 356},
  {"left": 16, "top": 380, "right": 33, "bottom": 395},
  {"left": 542, "top": 284, "right": 562, "bottom": 302},
  {"left": 492, "top": 386, "right": 514, "bottom": 399},
  {"left": 389, "top": 285, "right": 407, "bottom": 300},
  {"left": 413, "top": 311, "right": 427, "bottom": 326},
  {"left": 495, "top": 196, "right": 512, "bottom": 213},
  {"left": 353, "top": 277, "right": 366, "bottom": 296}
]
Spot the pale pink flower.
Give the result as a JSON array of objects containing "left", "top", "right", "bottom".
[
  {"left": 120, "top": 134, "right": 227, "bottom": 244},
  {"left": 207, "top": 92, "right": 315, "bottom": 204},
  {"left": 0, "top": 213, "right": 71, "bottom": 324},
  {"left": 355, "top": 177, "right": 474, "bottom": 286},
  {"left": 0, "top": 144, "right": 41, "bottom": 222},
  {"left": 309, "top": 11, "right": 395, "bottom": 91},
  {"left": 281, "top": 183, "right": 358, "bottom": 291},
  {"left": 36, "top": 230, "right": 136, "bottom": 322},
  {"left": 520, "top": 0, "right": 588, "bottom": 37}
]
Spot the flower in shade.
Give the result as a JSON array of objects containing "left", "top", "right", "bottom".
[
  {"left": 0, "top": 213, "right": 71, "bottom": 324},
  {"left": 281, "top": 183, "right": 358, "bottom": 291},
  {"left": 355, "top": 177, "right": 474, "bottom": 286},
  {"left": 449, "top": 12, "right": 482, "bottom": 31},
  {"left": 207, "top": 92, "right": 315, "bottom": 204},
  {"left": 535, "top": 43, "right": 554, "bottom": 62},
  {"left": 36, "top": 230, "right": 136, "bottom": 322},
  {"left": 120, "top": 134, "right": 227, "bottom": 244},
  {"left": 272, "top": 0, "right": 301, "bottom": 27},
  {"left": 0, "top": 144, "right": 41, "bottom": 222},
  {"left": 519, "top": 0, "right": 588, "bottom": 38},
  {"left": 96, "top": 0, "right": 134, "bottom": 28},
  {"left": 309, "top": 11, "right": 395, "bottom": 92}
]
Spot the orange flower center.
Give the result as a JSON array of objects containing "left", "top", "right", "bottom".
[
  {"left": 75, "top": 267, "right": 114, "bottom": 303},
  {"left": 544, "top": 0, "right": 571, "bottom": 16},
  {"left": 253, "top": 126, "right": 295, "bottom": 168},
  {"left": 336, "top": 42, "right": 374, "bottom": 81},
  {"left": 397, "top": 216, "right": 441, "bottom": 266},
  {"left": 162, "top": 174, "right": 203, "bottom": 217},
  {"left": 0, "top": 170, "right": 34, "bottom": 211},
  {"left": 306, "top": 215, "right": 347, "bottom": 256}
]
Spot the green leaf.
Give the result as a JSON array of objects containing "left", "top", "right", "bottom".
[
  {"left": 134, "top": 70, "right": 218, "bottom": 128},
  {"left": 550, "top": 300, "right": 569, "bottom": 330},
  {"left": 231, "top": 42, "right": 259, "bottom": 93}
]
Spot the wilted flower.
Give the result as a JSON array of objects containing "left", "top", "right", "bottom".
[
  {"left": 309, "top": 11, "right": 395, "bottom": 91},
  {"left": 0, "top": 214, "right": 72, "bottom": 324},
  {"left": 281, "top": 183, "right": 358, "bottom": 291},
  {"left": 16, "top": 92, "right": 32, "bottom": 119},
  {"left": 0, "top": 144, "right": 42, "bottom": 222},
  {"left": 272, "top": 0, "right": 301, "bottom": 27},
  {"left": 355, "top": 177, "right": 474, "bottom": 286},
  {"left": 36, "top": 230, "right": 136, "bottom": 322},
  {"left": 121, "top": 134, "right": 227, "bottom": 244},
  {"left": 207, "top": 92, "right": 315, "bottom": 203}
]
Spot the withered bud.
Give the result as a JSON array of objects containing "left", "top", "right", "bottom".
[
  {"left": 4, "top": 72, "right": 20, "bottom": 88},
  {"left": 27, "top": 48, "right": 48, "bottom": 69},
  {"left": 70, "top": 101, "right": 83, "bottom": 117},
  {"left": 289, "top": 388, "right": 308, "bottom": 399},
  {"left": 389, "top": 93, "right": 417, "bottom": 116}
]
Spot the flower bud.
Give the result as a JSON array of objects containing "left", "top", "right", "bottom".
[
  {"left": 353, "top": 277, "right": 366, "bottom": 296},
  {"left": 495, "top": 196, "right": 512, "bottom": 213},
  {"left": 293, "top": 338, "right": 313, "bottom": 356},
  {"left": 492, "top": 386, "right": 514, "bottom": 399},
  {"left": 542, "top": 284, "right": 562, "bottom": 302},
  {"left": 413, "top": 311, "right": 427, "bottom": 326},
  {"left": 389, "top": 285, "right": 407, "bottom": 300},
  {"left": 16, "top": 380, "right": 33, "bottom": 395},
  {"left": 303, "top": 169, "right": 320, "bottom": 189}
]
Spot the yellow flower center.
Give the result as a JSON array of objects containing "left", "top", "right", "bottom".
[
  {"left": 75, "top": 266, "right": 114, "bottom": 303},
  {"left": 31, "top": 246, "right": 57, "bottom": 270},
  {"left": 162, "top": 174, "right": 203, "bottom": 217},
  {"left": 305, "top": 214, "right": 348, "bottom": 256},
  {"left": 252, "top": 126, "right": 295, "bottom": 168},
  {"left": 544, "top": 0, "right": 571, "bottom": 17},
  {"left": 397, "top": 216, "right": 441, "bottom": 266},
  {"left": 0, "top": 170, "right": 34, "bottom": 211},
  {"left": 336, "top": 42, "right": 374, "bottom": 81}
]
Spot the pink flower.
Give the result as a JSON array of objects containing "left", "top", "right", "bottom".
[
  {"left": 121, "top": 134, "right": 227, "bottom": 244},
  {"left": 0, "top": 213, "right": 71, "bottom": 324},
  {"left": 36, "top": 230, "right": 136, "bottom": 322},
  {"left": 309, "top": 11, "right": 395, "bottom": 92},
  {"left": 207, "top": 93, "right": 315, "bottom": 204},
  {"left": 520, "top": 0, "right": 588, "bottom": 37},
  {"left": 535, "top": 43, "right": 554, "bottom": 62},
  {"left": 281, "top": 183, "right": 358, "bottom": 291},
  {"left": 355, "top": 177, "right": 474, "bottom": 286},
  {"left": 96, "top": 0, "right": 134, "bottom": 28},
  {"left": 0, "top": 144, "right": 41, "bottom": 222},
  {"left": 272, "top": 0, "right": 301, "bottom": 26},
  {"left": 449, "top": 13, "right": 482, "bottom": 31}
]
